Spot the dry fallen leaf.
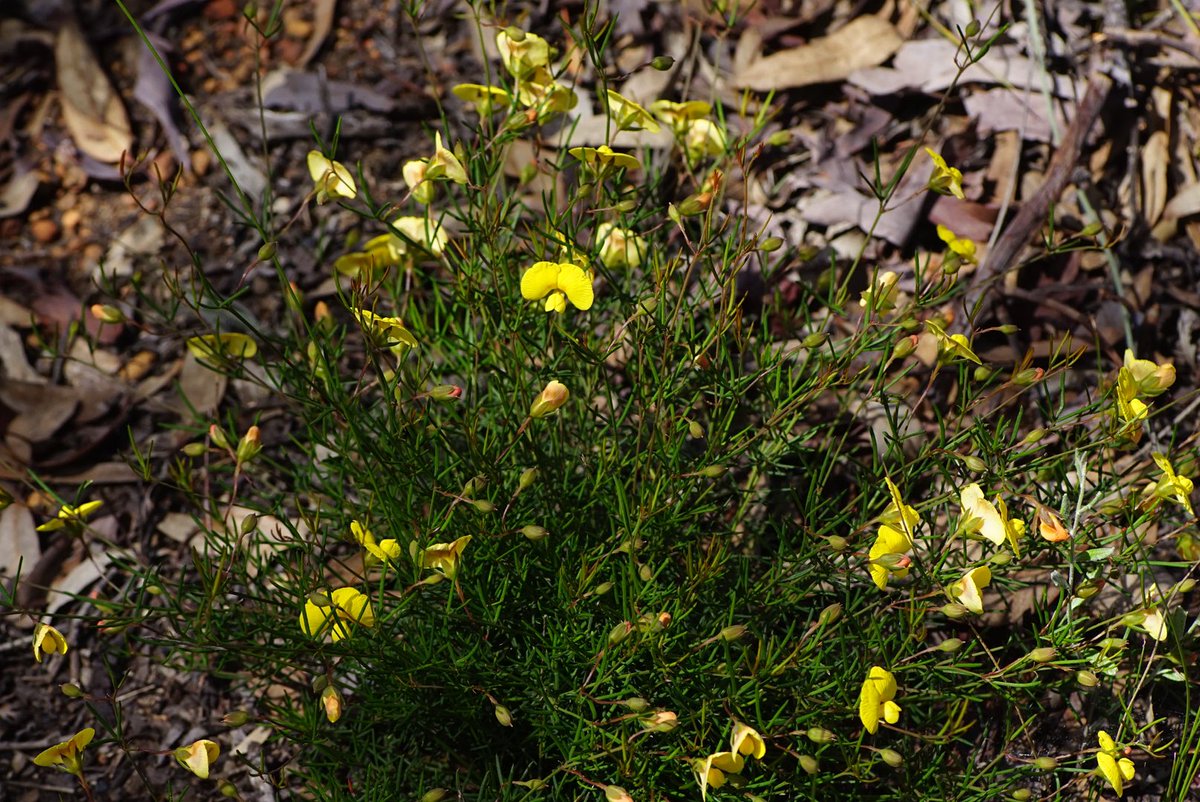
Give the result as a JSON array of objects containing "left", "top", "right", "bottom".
[
  {"left": 0, "top": 504, "right": 41, "bottom": 578},
  {"left": 733, "top": 16, "right": 904, "bottom": 91},
  {"left": 55, "top": 21, "right": 134, "bottom": 163}
]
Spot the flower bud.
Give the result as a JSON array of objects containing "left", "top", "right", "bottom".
[
  {"left": 494, "top": 704, "right": 513, "bottom": 727},
  {"left": 218, "top": 780, "right": 240, "bottom": 798},
  {"left": 880, "top": 748, "right": 903, "bottom": 767},
  {"left": 826, "top": 535, "right": 848, "bottom": 551},
  {"left": 760, "top": 236, "right": 784, "bottom": 252},
  {"left": 1011, "top": 367, "right": 1043, "bottom": 387},
  {"left": 429, "top": 384, "right": 463, "bottom": 401},
  {"left": 964, "top": 19, "right": 981, "bottom": 36},
  {"left": 1022, "top": 428, "right": 1047, "bottom": 444},
  {"left": 1076, "top": 669, "right": 1099, "bottom": 687},
  {"left": 996, "top": 324, "right": 1019, "bottom": 335},
  {"left": 240, "top": 514, "right": 258, "bottom": 535},
  {"left": 697, "top": 465, "right": 726, "bottom": 478},
  {"left": 1079, "top": 221, "right": 1104, "bottom": 237},
  {"left": 321, "top": 685, "right": 343, "bottom": 723},
  {"left": 650, "top": 55, "right": 675, "bottom": 71},
  {"left": 806, "top": 727, "right": 836, "bottom": 744},
  {"left": 257, "top": 241, "right": 277, "bottom": 262},
  {"left": 641, "top": 710, "right": 678, "bottom": 732},
  {"left": 1011, "top": 790, "right": 1031, "bottom": 802},
  {"left": 530, "top": 380, "right": 569, "bottom": 418},
  {"left": 623, "top": 697, "right": 649, "bottom": 711},
  {"left": 521, "top": 525, "right": 549, "bottom": 541},
  {"left": 614, "top": 199, "right": 639, "bottom": 213},
  {"left": 936, "top": 637, "right": 963, "bottom": 653},
  {"left": 719, "top": 624, "right": 747, "bottom": 642},
  {"left": 419, "top": 791, "right": 449, "bottom": 802},
  {"left": 236, "top": 425, "right": 262, "bottom": 464},
  {"left": 766, "top": 131, "right": 793, "bottom": 147},
  {"left": 941, "top": 602, "right": 969, "bottom": 619},
  {"left": 209, "top": 424, "right": 231, "bottom": 451},
  {"left": 609, "top": 621, "right": 633, "bottom": 645},
  {"left": 973, "top": 366, "right": 995, "bottom": 382},
  {"left": 687, "top": 419, "right": 705, "bottom": 439},
  {"left": 222, "top": 710, "right": 251, "bottom": 727},
  {"left": 801, "top": 332, "right": 828, "bottom": 349},
  {"left": 1033, "top": 756, "right": 1058, "bottom": 771},
  {"left": 798, "top": 754, "right": 819, "bottom": 774},
  {"left": 892, "top": 335, "right": 918, "bottom": 359},
  {"left": 183, "top": 442, "right": 207, "bottom": 457},
  {"left": 818, "top": 602, "right": 843, "bottom": 626},
  {"left": 594, "top": 581, "right": 614, "bottom": 596},
  {"left": 638, "top": 563, "right": 653, "bottom": 582},
  {"left": 605, "top": 786, "right": 633, "bottom": 802},
  {"left": 517, "top": 467, "right": 539, "bottom": 493},
  {"left": 470, "top": 499, "right": 495, "bottom": 513},
  {"left": 1028, "top": 646, "right": 1056, "bottom": 663},
  {"left": 91, "top": 304, "right": 125, "bottom": 324},
  {"left": 60, "top": 682, "right": 84, "bottom": 698},
  {"left": 961, "top": 454, "right": 987, "bottom": 472}
]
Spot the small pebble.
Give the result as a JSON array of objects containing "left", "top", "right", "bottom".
[{"left": 31, "top": 218, "right": 59, "bottom": 243}]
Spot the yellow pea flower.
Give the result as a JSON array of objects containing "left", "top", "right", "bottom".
[
  {"left": 299, "top": 587, "right": 375, "bottom": 642},
  {"left": 730, "top": 720, "right": 766, "bottom": 759},
  {"left": 185, "top": 333, "right": 258, "bottom": 363},
  {"left": 959, "top": 484, "right": 1025, "bottom": 555},
  {"left": 530, "top": 380, "right": 569, "bottom": 418},
  {"left": 33, "top": 622, "right": 69, "bottom": 662},
  {"left": 1114, "top": 367, "right": 1149, "bottom": 426},
  {"left": 421, "top": 535, "right": 472, "bottom": 580},
  {"left": 34, "top": 728, "right": 95, "bottom": 776},
  {"left": 693, "top": 751, "right": 744, "bottom": 800},
  {"left": 682, "top": 118, "right": 727, "bottom": 163},
  {"left": 174, "top": 739, "right": 220, "bottom": 779},
  {"left": 388, "top": 215, "right": 449, "bottom": 256},
  {"left": 1137, "top": 607, "right": 1168, "bottom": 641},
  {"left": 1122, "top": 349, "right": 1175, "bottom": 397},
  {"left": 520, "top": 261, "right": 595, "bottom": 313},
  {"left": 924, "top": 147, "right": 964, "bottom": 199},
  {"left": 36, "top": 500, "right": 103, "bottom": 533},
  {"left": 868, "top": 477, "right": 918, "bottom": 590},
  {"left": 352, "top": 308, "right": 419, "bottom": 350},
  {"left": 936, "top": 224, "right": 978, "bottom": 267},
  {"left": 452, "top": 83, "right": 511, "bottom": 116},
  {"left": 650, "top": 99, "right": 712, "bottom": 132},
  {"left": 1151, "top": 453, "right": 1194, "bottom": 515},
  {"left": 858, "top": 666, "right": 901, "bottom": 734},
  {"left": 306, "top": 150, "right": 358, "bottom": 203},
  {"left": 496, "top": 29, "right": 551, "bottom": 78},
  {"left": 428, "top": 132, "right": 468, "bottom": 185},
  {"left": 1096, "top": 730, "right": 1135, "bottom": 796},
  {"left": 605, "top": 89, "right": 660, "bottom": 133},
  {"left": 514, "top": 69, "right": 578, "bottom": 119},
  {"left": 926, "top": 320, "right": 982, "bottom": 365},
  {"left": 402, "top": 159, "right": 436, "bottom": 205},
  {"left": 950, "top": 565, "right": 991, "bottom": 615},
  {"left": 568, "top": 145, "right": 641, "bottom": 173},
  {"left": 859, "top": 270, "right": 901, "bottom": 314},
  {"left": 595, "top": 223, "right": 647, "bottom": 269},
  {"left": 351, "top": 520, "right": 401, "bottom": 569}
]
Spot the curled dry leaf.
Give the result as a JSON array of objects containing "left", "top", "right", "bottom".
[
  {"left": 55, "top": 22, "right": 134, "bottom": 163},
  {"left": 732, "top": 16, "right": 903, "bottom": 91}
]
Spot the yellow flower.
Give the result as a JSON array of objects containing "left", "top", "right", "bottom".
[
  {"left": 730, "top": 721, "right": 766, "bottom": 759},
  {"left": 36, "top": 500, "right": 103, "bottom": 533},
  {"left": 306, "top": 150, "right": 358, "bottom": 203},
  {"left": 421, "top": 535, "right": 472, "bottom": 580},
  {"left": 858, "top": 666, "right": 901, "bottom": 735},
  {"left": 950, "top": 566, "right": 991, "bottom": 615},
  {"left": 1122, "top": 350, "right": 1175, "bottom": 397},
  {"left": 650, "top": 99, "right": 712, "bottom": 132},
  {"left": 299, "top": 587, "right": 375, "bottom": 641},
  {"left": 351, "top": 520, "right": 401, "bottom": 569},
  {"left": 33, "top": 622, "right": 69, "bottom": 662},
  {"left": 959, "top": 484, "right": 1025, "bottom": 555},
  {"left": 693, "top": 751, "right": 744, "bottom": 800},
  {"left": 185, "top": 333, "right": 258, "bottom": 364},
  {"left": 514, "top": 69, "right": 578, "bottom": 118},
  {"left": 530, "top": 380, "right": 569, "bottom": 418},
  {"left": 429, "top": 132, "right": 468, "bottom": 185},
  {"left": 496, "top": 29, "right": 551, "bottom": 78},
  {"left": 925, "top": 147, "right": 964, "bottom": 199},
  {"left": 682, "top": 118, "right": 727, "bottom": 163},
  {"left": 452, "top": 83, "right": 511, "bottom": 116},
  {"left": 859, "top": 270, "right": 901, "bottom": 314},
  {"left": 595, "top": 223, "right": 646, "bottom": 269},
  {"left": 605, "top": 89, "right": 660, "bottom": 133},
  {"left": 1096, "top": 730, "right": 1135, "bottom": 796},
  {"left": 34, "top": 728, "right": 94, "bottom": 776},
  {"left": 352, "top": 308, "right": 419, "bottom": 350},
  {"left": 520, "top": 261, "right": 595, "bottom": 313},
  {"left": 867, "top": 477, "right": 918, "bottom": 590},
  {"left": 568, "top": 145, "right": 641, "bottom": 173},
  {"left": 321, "top": 684, "right": 343, "bottom": 723},
  {"left": 1137, "top": 607, "right": 1168, "bottom": 641},
  {"left": 1037, "top": 507, "right": 1070, "bottom": 542},
  {"left": 1151, "top": 453, "right": 1194, "bottom": 515},
  {"left": 926, "top": 320, "right": 982, "bottom": 365},
  {"left": 937, "top": 224, "right": 978, "bottom": 266},
  {"left": 402, "top": 159, "right": 436, "bottom": 205},
  {"left": 174, "top": 739, "right": 220, "bottom": 779},
  {"left": 1115, "top": 367, "right": 1148, "bottom": 426},
  {"left": 388, "top": 215, "right": 449, "bottom": 256}
]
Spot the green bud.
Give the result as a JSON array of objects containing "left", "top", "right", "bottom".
[
  {"left": 521, "top": 525, "right": 548, "bottom": 541},
  {"left": 893, "top": 335, "right": 917, "bottom": 359},
  {"left": 1176, "top": 578, "right": 1196, "bottom": 594},
  {"left": 818, "top": 602, "right": 843, "bottom": 626},
  {"left": 697, "top": 465, "right": 726, "bottom": 478},
  {"left": 518, "top": 163, "right": 538, "bottom": 185},
  {"left": 494, "top": 704, "right": 513, "bottom": 727},
  {"left": 614, "top": 199, "right": 639, "bottom": 213},
  {"left": 964, "top": 19, "right": 981, "bottom": 37},
  {"left": 623, "top": 697, "right": 649, "bottom": 711},
  {"left": 1033, "top": 756, "right": 1058, "bottom": 771},
  {"left": 760, "top": 236, "right": 784, "bottom": 252},
  {"left": 961, "top": 454, "right": 987, "bottom": 472},
  {"left": 420, "top": 790, "right": 449, "bottom": 802},
  {"left": 1075, "top": 579, "right": 1101, "bottom": 600},
  {"left": 667, "top": 204, "right": 682, "bottom": 225},
  {"left": 826, "top": 535, "right": 848, "bottom": 551},
  {"left": 996, "top": 324, "right": 1019, "bottom": 335},
  {"left": 973, "top": 366, "right": 995, "bottom": 382},
  {"left": 806, "top": 727, "right": 836, "bottom": 744},
  {"left": 1099, "top": 637, "right": 1127, "bottom": 650},
  {"left": 605, "top": 786, "right": 633, "bottom": 802},
  {"left": 650, "top": 55, "right": 675, "bottom": 71},
  {"left": 1079, "top": 221, "right": 1104, "bottom": 237},
  {"left": 240, "top": 513, "right": 258, "bottom": 535},
  {"left": 688, "top": 419, "right": 705, "bottom": 439},
  {"left": 594, "top": 581, "right": 614, "bottom": 596},
  {"left": 941, "top": 602, "right": 970, "bottom": 619},
  {"left": 1012, "top": 367, "right": 1043, "bottom": 387},
  {"left": 719, "top": 624, "right": 747, "bottom": 642},
  {"left": 1011, "top": 790, "right": 1031, "bottom": 802},
  {"left": 236, "top": 425, "right": 262, "bottom": 464},
  {"left": 798, "top": 754, "right": 819, "bottom": 774},
  {"left": 880, "top": 748, "right": 903, "bottom": 767},
  {"left": 60, "top": 682, "right": 84, "bottom": 698},
  {"left": 218, "top": 780, "right": 240, "bottom": 799},
  {"left": 429, "top": 384, "right": 463, "bottom": 401},
  {"left": 208, "top": 424, "right": 231, "bottom": 451},
  {"left": 638, "top": 563, "right": 653, "bottom": 582},
  {"left": 609, "top": 621, "right": 632, "bottom": 645},
  {"left": 242, "top": 2, "right": 257, "bottom": 19},
  {"left": 222, "top": 710, "right": 251, "bottom": 727},
  {"left": 1028, "top": 646, "right": 1056, "bottom": 663},
  {"left": 90, "top": 304, "right": 125, "bottom": 324},
  {"left": 1022, "top": 428, "right": 1047, "bottom": 444},
  {"left": 182, "top": 442, "right": 207, "bottom": 457},
  {"left": 990, "top": 550, "right": 1012, "bottom": 566},
  {"left": 1076, "top": 669, "right": 1099, "bottom": 687},
  {"left": 503, "top": 26, "right": 526, "bottom": 42},
  {"left": 938, "top": 637, "right": 964, "bottom": 653},
  {"left": 766, "top": 130, "right": 793, "bottom": 147},
  {"left": 470, "top": 499, "right": 495, "bottom": 513},
  {"left": 517, "top": 467, "right": 539, "bottom": 492},
  {"left": 801, "top": 332, "right": 828, "bottom": 348},
  {"left": 257, "top": 241, "right": 277, "bottom": 262}
]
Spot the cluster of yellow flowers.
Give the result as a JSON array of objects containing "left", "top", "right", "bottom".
[
  {"left": 692, "top": 720, "right": 766, "bottom": 799},
  {"left": 1114, "top": 349, "right": 1175, "bottom": 435}
]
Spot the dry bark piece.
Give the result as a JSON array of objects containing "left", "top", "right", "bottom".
[
  {"left": 733, "top": 16, "right": 903, "bottom": 91},
  {"left": 55, "top": 21, "right": 134, "bottom": 163}
]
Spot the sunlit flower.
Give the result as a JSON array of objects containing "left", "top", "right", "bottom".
[
  {"left": 174, "top": 739, "right": 220, "bottom": 779},
  {"left": 682, "top": 118, "right": 727, "bottom": 163},
  {"left": 1122, "top": 350, "right": 1175, "bottom": 397},
  {"left": 514, "top": 69, "right": 578, "bottom": 119},
  {"left": 307, "top": 150, "right": 358, "bottom": 203},
  {"left": 351, "top": 520, "right": 401, "bottom": 569},
  {"left": 568, "top": 145, "right": 641, "bottom": 174},
  {"left": 299, "top": 587, "right": 375, "bottom": 641},
  {"left": 33, "top": 728, "right": 94, "bottom": 776},
  {"left": 858, "top": 666, "right": 901, "bottom": 734},
  {"left": 36, "top": 500, "right": 103, "bottom": 533},
  {"left": 925, "top": 148, "right": 964, "bottom": 199},
  {"left": 496, "top": 29, "right": 551, "bottom": 78},
  {"left": 950, "top": 566, "right": 991, "bottom": 615},
  {"left": 867, "top": 478, "right": 917, "bottom": 590},
  {"left": 693, "top": 751, "right": 744, "bottom": 800},
  {"left": 520, "top": 261, "right": 594, "bottom": 313},
  {"left": 1096, "top": 730, "right": 1135, "bottom": 796},
  {"left": 926, "top": 320, "right": 981, "bottom": 365},
  {"left": 1138, "top": 607, "right": 1168, "bottom": 641},
  {"left": 1037, "top": 507, "right": 1070, "bottom": 542},
  {"left": 605, "top": 89, "right": 660, "bottom": 133},
  {"left": 960, "top": 484, "right": 1025, "bottom": 555},
  {"left": 859, "top": 270, "right": 901, "bottom": 314},
  {"left": 33, "top": 622, "right": 69, "bottom": 662},
  {"left": 595, "top": 223, "right": 646, "bottom": 269},
  {"left": 1115, "top": 368, "right": 1148, "bottom": 426},
  {"left": 937, "top": 224, "right": 978, "bottom": 267},
  {"left": 429, "top": 132, "right": 468, "bottom": 185},
  {"left": 452, "top": 83, "right": 511, "bottom": 115},
  {"left": 389, "top": 215, "right": 449, "bottom": 256},
  {"left": 185, "top": 333, "right": 259, "bottom": 363},
  {"left": 730, "top": 721, "right": 766, "bottom": 759},
  {"left": 352, "top": 308, "right": 419, "bottom": 350},
  {"left": 530, "top": 380, "right": 569, "bottom": 418},
  {"left": 1151, "top": 453, "right": 1194, "bottom": 515},
  {"left": 650, "top": 99, "right": 712, "bottom": 132},
  {"left": 421, "top": 535, "right": 472, "bottom": 580},
  {"left": 402, "top": 159, "right": 436, "bottom": 205}
]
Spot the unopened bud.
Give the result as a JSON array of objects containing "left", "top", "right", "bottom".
[
  {"left": 521, "top": 524, "right": 548, "bottom": 541},
  {"left": 880, "top": 748, "right": 903, "bottom": 767},
  {"left": 594, "top": 581, "right": 614, "bottom": 596},
  {"left": 996, "top": 324, "right": 1019, "bottom": 335},
  {"left": 236, "top": 425, "right": 262, "bottom": 464},
  {"left": 240, "top": 514, "right": 258, "bottom": 535},
  {"left": 1012, "top": 367, "right": 1043, "bottom": 387},
  {"left": 973, "top": 366, "right": 996, "bottom": 382},
  {"left": 961, "top": 455, "right": 987, "bottom": 472},
  {"left": 806, "top": 727, "right": 836, "bottom": 744},
  {"left": 766, "top": 131, "right": 793, "bottom": 147},
  {"left": 419, "top": 790, "right": 449, "bottom": 802},
  {"left": 893, "top": 335, "right": 918, "bottom": 359},
  {"left": 1176, "top": 578, "right": 1196, "bottom": 594},
  {"left": 209, "top": 424, "right": 231, "bottom": 451},
  {"left": 218, "top": 780, "right": 240, "bottom": 798},
  {"left": 605, "top": 785, "right": 633, "bottom": 802},
  {"left": 518, "top": 467, "right": 539, "bottom": 492},
  {"left": 697, "top": 465, "right": 726, "bottom": 478},
  {"left": 1076, "top": 669, "right": 1099, "bottom": 687},
  {"left": 642, "top": 710, "right": 678, "bottom": 732},
  {"left": 1011, "top": 790, "right": 1031, "bottom": 802},
  {"left": 667, "top": 203, "right": 682, "bottom": 225},
  {"left": 760, "top": 236, "right": 784, "bottom": 252},
  {"left": 1099, "top": 637, "right": 1126, "bottom": 650},
  {"left": 470, "top": 499, "right": 495, "bottom": 513},
  {"left": 614, "top": 199, "right": 638, "bottom": 213},
  {"left": 1028, "top": 646, "right": 1056, "bottom": 663},
  {"left": 503, "top": 26, "right": 526, "bottom": 42},
  {"left": 222, "top": 710, "right": 251, "bottom": 727},
  {"left": 494, "top": 704, "right": 513, "bottom": 727},
  {"left": 826, "top": 535, "right": 848, "bottom": 551},
  {"left": 941, "top": 602, "right": 969, "bottom": 619},
  {"left": 91, "top": 304, "right": 125, "bottom": 324},
  {"left": 1022, "top": 428, "right": 1047, "bottom": 445},
  {"left": 429, "top": 384, "right": 463, "bottom": 401},
  {"left": 798, "top": 754, "right": 819, "bottom": 774},
  {"left": 818, "top": 602, "right": 843, "bottom": 626},
  {"left": 638, "top": 563, "right": 653, "bottom": 582},
  {"left": 257, "top": 241, "right": 277, "bottom": 262},
  {"left": 1079, "top": 221, "right": 1104, "bottom": 237},
  {"left": 990, "top": 550, "right": 1012, "bottom": 566},
  {"left": 964, "top": 19, "right": 981, "bottom": 36},
  {"left": 609, "top": 621, "right": 632, "bottom": 645},
  {"left": 623, "top": 697, "right": 649, "bottom": 712},
  {"left": 650, "top": 55, "right": 675, "bottom": 71},
  {"left": 530, "top": 380, "right": 569, "bottom": 418},
  {"left": 321, "top": 685, "right": 343, "bottom": 723},
  {"left": 60, "top": 682, "right": 84, "bottom": 698},
  {"left": 937, "top": 637, "right": 964, "bottom": 653},
  {"left": 801, "top": 332, "right": 827, "bottom": 349},
  {"left": 719, "top": 624, "right": 747, "bottom": 642},
  {"left": 183, "top": 442, "right": 207, "bottom": 457},
  {"left": 1033, "top": 756, "right": 1058, "bottom": 771}
]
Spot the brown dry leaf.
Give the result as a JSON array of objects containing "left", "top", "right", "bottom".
[
  {"left": 171, "top": 353, "right": 228, "bottom": 419},
  {"left": 732, "top": 16, "right": 903, "bottom": 91},
  {"left": 1150, "top": 182, "right": 1200, "bottom": 242},
  {"left": 0, "top": 165, "right": 39, "bottom": 218},
  {"left": 0, "top": 504, "right": 40, "bottom": 578},
  {"left": 298, "top": 0, "right": 339, "bottom": 69},
  {"left": 0, "top": 323, "right": 40, "bottom": 383},
  {"left": 55, "top": 22, "right": 134, "bottom": 163},
  {"left": 1142, "top": 130, "right": 1169, "bottom": 226}
]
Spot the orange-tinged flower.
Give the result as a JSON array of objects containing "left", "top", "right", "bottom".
[
  {"left": 34, "top": 728, "right": 94, "bottom": 776},
  {"left": 529, "top": 380, "right": 569, "bottom": 418},
  {"left": 33, "top": 623, "right": 69, "bottom": 662},
  {"left": 520, "top": 261, "right": 594, "bottom": 313},
  {"left": 950, "top": 565, "right": 991, "bottom": 615},
  {"left": 174, "top": 739, "right": 220, "bottom": 779},
  {"left": 299, "top": 587, "right": 375, "bottom": 642},
  {"left": 960, "top": 484, "right": 1025, "bottom": 554},
  {"left": 1037, "top": 507, "right": 1070, "bottom": 542},
  {"left": 858, "top": 666, "right": 901, "bottom": 734},
  {"left": 307, "top": 150, "right": 358, "bottom": 203},
  {"left": 1096, "top": 730, "right": 1135, "bottom": 796}
]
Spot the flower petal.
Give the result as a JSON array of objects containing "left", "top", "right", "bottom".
[
  {"left": 556, "top": 264, "right": 594, "bottom": 310},
  {"left": 521, "top": 261, "right": 562, "bottom": 301}
]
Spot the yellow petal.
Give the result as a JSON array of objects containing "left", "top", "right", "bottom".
[
  {"left": 858, "top": 676, "right": 882, "bottom": 734},
  {"left": 556, "top": 264, "right": 594, "bottom": 310},
  {"left": 521, "top": 261, "right": 562, "bottom": 301},
  {"left": 883, "top": 700, "right": 901, "bottom": 724},
  {"left": 1097, "top": 751, "right": 1125, "bottom": 795},
  {"left": 299, "top": 600, "right": 331, "bottom": 638},
  {"left": 730, "top": 721, "right": 766, "bottom": 759}
]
